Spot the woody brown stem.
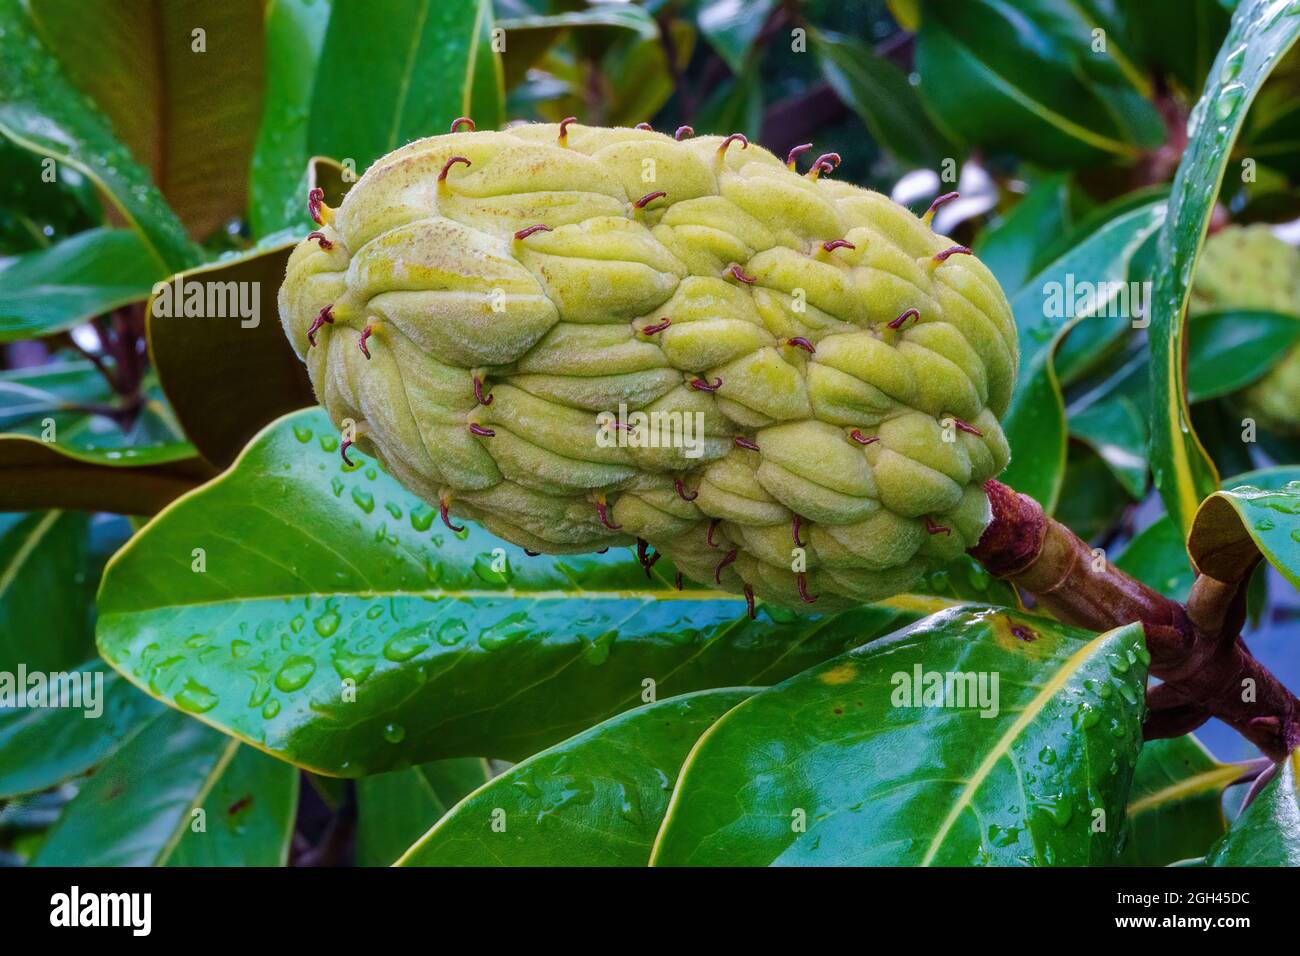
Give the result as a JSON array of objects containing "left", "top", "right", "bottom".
[{"left": 970, "top": 480, "right": 1300, "bottom": 760}]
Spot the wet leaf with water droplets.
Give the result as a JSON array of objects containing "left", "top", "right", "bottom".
[
  {"left": 398, "top": 689, "right": 753, "bottom": 866},
  {"left": 1188, "top": 479, "right": 1300, "bottom": 588},
  {"left": 649, "top": 607, "right": 1147, "bottom": 866},
  {"left": 1149, "top": 0, "right": 1300, "bottom": 534},
  {"left": 95, "top": 408, "right": 929, "bottom": 775}
]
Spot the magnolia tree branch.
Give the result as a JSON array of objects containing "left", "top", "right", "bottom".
[{"left": 969, "top": 480, "right": 1300, "bottom": 761}]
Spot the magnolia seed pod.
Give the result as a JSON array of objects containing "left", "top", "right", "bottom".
[{"left": 280, "top": 122, "right": 1018, "bottom": 611}]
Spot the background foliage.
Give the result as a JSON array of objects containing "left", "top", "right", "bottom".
[{"left": 1, "top": 0, "right": 1299, "bottom": 867}]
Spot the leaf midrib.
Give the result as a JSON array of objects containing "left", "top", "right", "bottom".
[
  {"left": 937, "top": 18, "right": 1139, "bottom": 156},
  {"left": 920, "top": 628, "right": 1115, "bottom": 865},
  {"left": 386, "top": 0, "right": 431, "bottom": 153},
  {"left": 1127, "top": 763, "right": 1240, "bottom": 817},
  {"left": 0, "top": 509, "right": 61, "bottom": 602}
]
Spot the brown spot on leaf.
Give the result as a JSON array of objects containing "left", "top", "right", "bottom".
[
  {"left": 228, "top": 794, "right": 254, "bottom": 816},
  {"left": 1011, "top": 624, "right": 1038, "bottom": 643}
]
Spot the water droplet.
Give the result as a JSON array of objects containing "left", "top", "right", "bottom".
[
  {"left": 410, "top": 506, "right": 435, "bottom": 532},
  {"left": 1034, "top": 796, "right": 1073, "bottom": 828},
  {"left": 383, "top": 627, "right": 431, "bottom": 662},
  {"left": 274, "top": 655, "right": 317, "bottom": 691},
  {"left": 314, "top": 609, "right": 341, "bottom": 637},
  {"left": 1220, "top": 46, "right": 1246, "bottom": 83},
  {"left": 293, "top": 424, "right": 314, "bottom": 443},
  {"left": 1074, "top": 702, "right": 1101, "bottom": 730},
  {"left": 615, "top": 782, "right": 642, "bottom": 824},
  {"left": 262, "top": 699, "right": 281, "bottom": 719},
  {"left": 176, "top": 678, "right": 219, "bottom": 713},
  {"left": 479, "top": 611, "right": 531, "bottom": 650},
  {"left": 1216, "top": 83, "right": 1245, "bottom": 121},
  {"left": 383, "top": 722, "right": 406, "bottom": 743},
  {"left": 512, "top": 775, "right": 542, "bottom": 799},
  {"left": 351, "top": 487, "right": 375, "bottom": 514},
  {"left": 583, "top": 630, "right": 615, "bottom": 665},
  {"left": 988, "top": 823, "right": 1021, "bottom": 847},
  {"left": 436, "top": 618, "right": 467, "bottom": 646}
]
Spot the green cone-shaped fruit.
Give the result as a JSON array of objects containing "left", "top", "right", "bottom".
[
  {"left": 1191, "top": 224, "right": 1300, "bottom": 434},
  {"left": 279, "top": 123, "right": 1018, "bottom": 610}
]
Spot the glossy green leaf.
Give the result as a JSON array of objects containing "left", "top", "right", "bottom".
[
  {"left": 1127, "top": 0, "right": 1232, "bottom": 93},
  {"left": 33, "top": 709, "right": 295, "bottom": 866},
  {"left": 0, "top": 228, "right": 163, "bottom": 342},
  {"left": 95, "top": 408, "right": 931, "bottom": 776},
  {"left": 914, "top": 0, "right": 1162, "bottom": 167},
  {"left": 1239, "top": 43, "right": 1300, "bottom": 179},
  {"left": 468, "top": 0, "right": 507, "bottom": 132},
  {"left": 0, "top": 361, "right": 112, "bottom": 432},
  {"left": 1055, "top": 312, "right": 1134, "bottom": 387},
  {"left": 1191, "top": 397, "right": 1256, "bottom": 478},
  {"left": 813, "top": 29, "right": 954, "bottom": 169},
  {"left": 600, "top": 27, "right": 694, "bottom": 130},
  {"left": 164, "top": 744, "right": 299, "bottom": 867},
  {"left": 0, "top": 510, "right": 96, "bottom": 673},
  {"left": 914, "top": 555, "right": 1019, "bottom": 608},
  {"left": 0, "top": 371, "right": 189, "bottom": 454},
  {"left": 356, "top": 758, "right": 491, "bottom": 866},
  {"left": 496, "top": 6, "right": 659, "bottom": 88},
  {"left": 1188, "top": 480, "right": 1300, "bottom": 589},
  {"left": 250, "top": 0, "right": 334, "bottom": 237},
  {"left": 1116, "top": 516, "right": 1195, "bottom": 601},
  {"left": 1117, "top": 465, "right": 1300, "bottom": 600},
  {"left": 1054, "top": 446, "right": 1130, "bottom": 542},
  {"left": 1208, "top": 749, "right": 1300, "bottom": 866},
  {"left": 1070, "top": 397, "right": 1148, "bottom": 498},
  {"left": 0, "top": 137, "right": 99, "bottom": 255},
  {"left": 0, "top": 0, "right": 197, "bottom": 273},
  {"left": 974, "top": 176, "right": 1073, "bottom": 296},
  {"left": 146, "top": 236, "right": 315, "bottom": 466},
  {"left": 696, "top": 0, "right": 775, "bottom": 72},
  {"left": 308, "top": 0, "right": 502, "bottom": 174},
  {"left": 1187, "top": 309, "right": 1300, "bottom": 403},
  {"left": 1149, "top": 0, "right": 1300, "bottom": 537},
  {"left": 1000, "top": 200, "right": 1165, "bottom": 510},
  {"left": 0, "top": 359, "right": 193, "bottom": 459},
  {"left": 27, "top": 0, "right": 265, "bottom": 241},
  {"left": 399, "top": 689, "right": 754, "bottom": 866},
  {"left": 650, "top": 606, "right": 1148, "bottom": 866},
  {"left": 693, "top": 64, "right": 764, "bottom": 140},
  {"left": 1120, "top": 736, "right": 1237, "bottom": 866},
  {"left": 0, "top": 660, "right": 163, "bottom": 799}
]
